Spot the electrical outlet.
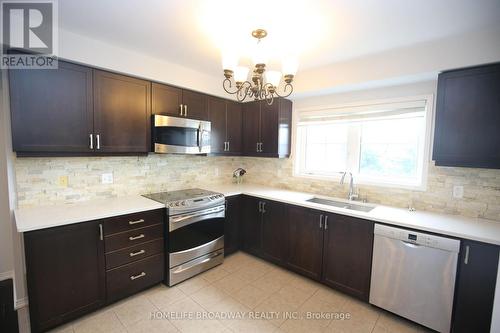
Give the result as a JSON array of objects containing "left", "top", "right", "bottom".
[
  {"left": 58, "top": 175, "right": 68, "bottom": 187},
  {"left": 101, "top": 173, "right": 114, "bottom": 184},
  {"left": 453, "top": 185, "right": 464, "bottom": 199}
]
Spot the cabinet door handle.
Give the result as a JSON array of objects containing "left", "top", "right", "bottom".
[
  {"left": 184, "top": 105, "right": 188, "bottom": 116},
  {"left": 89, "top": 134, "right": 94, "bottom": 149},
  {"left": 129, "top": 234, "right": 145, "bottom": 241},
  {"left": 258, "top": 202, "right": 262, "bottom": 212},
  {"left": 129, "top": 249, "right": 146, "bottom": 257},
  {"left": 227, "top": 141, "right": 230, "bottom": 151},
  {"left": 128, "top": 219, "right": 145, "bottom": 225},
  {"left": 96, "top": 134, "right": 101, "bottom": 150},
  {"left": 130, "top": 272, "right": 146, "bottom": 280},
  {"left": 256, "top": 142, "right": 259, "bottom": 152},
  {"left": 262, "top": 202, "right": 266, "bottom": 214},
  {"left": 259, "top": 142, "right": 263, "bottom": 152},
  {"left": 464, "top": 245, "right": 470, "bottom": 264},
  {"left": 179, "top": 104, "right": 184, "bottom": 116},
  {"left": 324, "top": 215, "right": 328, "bottom": 229},
  {"left": 319, "top": 215, "right": 323, "bottom": 229},
  {"left": 99, "top": 224, "right": 103, "bottom": 240}
]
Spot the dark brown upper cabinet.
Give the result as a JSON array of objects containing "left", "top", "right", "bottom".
[
  {"left": 151, "top": 83, "right": 182, "bottom": 117},
  {"left": 152, "top": 83, "right": 208, "bottom": 120},
  {"left": 208, "top": 97, "right": 242, "bottom": 155},
  {"left": 433, "top": 62, "right": 500, "bottom": 169},
  {"left": 24, "top": 220, "right": 106, "bottom": 332},
  {"left": 242, "top": 98, "right": 292, "bottom": 158},
  {"left": 93, "top": 70, "right": 151, "bottom": 153},
  {"left": 321, "top": 214, "right": 374, "bottom": 301},
  {"left": 9, "top": 61, "right": 94, "bottom": 154}
]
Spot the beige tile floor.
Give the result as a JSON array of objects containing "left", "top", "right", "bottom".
[{"left": 47, "top": 252, "right": 433, "bottom": 333}]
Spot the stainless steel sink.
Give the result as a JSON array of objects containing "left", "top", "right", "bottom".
[{"left": 306, "top": 197, "right": 375, "bottom": 212}]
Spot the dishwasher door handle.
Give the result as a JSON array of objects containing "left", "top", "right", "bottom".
[{"left": 401, "top": 240, "right": 421, "bottom": 248}]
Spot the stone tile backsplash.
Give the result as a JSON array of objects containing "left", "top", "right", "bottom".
[{"left": 14, "top": 154, "right": 500, "bottom": 221}]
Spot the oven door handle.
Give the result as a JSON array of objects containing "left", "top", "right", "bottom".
[
  {"left": 169, "top": 205, "right": 225, "bottom": 232},
  {"left": 172, "top": 249, "right": 224, "bottom": 274}
]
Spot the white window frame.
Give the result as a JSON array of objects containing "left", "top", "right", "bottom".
[{"left": 292, "top": 95, "right": 434, "bottom": 191}]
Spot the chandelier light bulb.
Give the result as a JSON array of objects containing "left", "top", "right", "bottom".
[
  {"left": 234, "top": 66, "right": 249, "bottom": 83},
  {"left": 266, "top": 70, "right": 282, "bottom": 87},
  {"left": 282, "top": 57, "right": 299, "bottom": 76}
]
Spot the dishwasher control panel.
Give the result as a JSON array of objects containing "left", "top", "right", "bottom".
[{"left": 374, "top": 224, "right": 460, "bottom": 252}]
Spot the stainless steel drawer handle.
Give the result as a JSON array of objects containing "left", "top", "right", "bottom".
[
  {"left": 130, "top": 272, "right": 146, "bottom": 281},
  {"left": 129, "top": 234, "right": 145, "bottom": 241},
  {"left": 128, "top": 219, "right": 145, "bottom": 225},
  {"left": 129, "top": 249, "right": 146, "bottom": 257},
  {"left": 464, "top": 245, "right": 470, "bottom": 264}
]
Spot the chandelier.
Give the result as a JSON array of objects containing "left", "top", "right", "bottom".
[{"left": 221, "top": 29, "right": 298, "bottom": 105}]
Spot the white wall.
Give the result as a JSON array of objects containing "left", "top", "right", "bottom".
[
  {"left": 59, "top": 29, "right": 230, "bottom": 99},
  {"left": 294, "top": 25, "right": 500, "bottom": 97}
]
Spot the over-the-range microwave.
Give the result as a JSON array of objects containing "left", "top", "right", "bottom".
[{"left": 152, "top": 115, "right": 211, "bottom": 154}]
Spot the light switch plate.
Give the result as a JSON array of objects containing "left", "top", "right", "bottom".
[
  {"left": 101, "top": 173, "right": 114, "bottom": 184},
  {"left": 453, "top": 185, "right": 464, "bottom": 199}
]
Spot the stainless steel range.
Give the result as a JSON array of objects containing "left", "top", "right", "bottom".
[{"left": 143, "top": 188, "right": 225, "bottom": 286}]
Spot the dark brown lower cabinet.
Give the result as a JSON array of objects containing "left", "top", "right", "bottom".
[
  {"left": 321, "top": 214, "right": 374, "bottom": 301},
  {"left": 286, "top": 206, "right": 324, "bottom": 280},
  {"left": 24, "top": 221, "right": 106, "bottom": 333},
  {"left": 0, "top": 279, "right": 19, "bottom": 333},
  {"left": 452, "top": 240, "right": 499, "bottom": 333},
  {"left": 225, "top": 195, "right": 241, "bottom": 255},
  {"left": 241, "top": 196, "right": 286, "bottom": 264}
]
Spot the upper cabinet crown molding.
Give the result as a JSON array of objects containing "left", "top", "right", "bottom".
[{"left": 433, "top": 62, "right": 500, "bottom": 169}]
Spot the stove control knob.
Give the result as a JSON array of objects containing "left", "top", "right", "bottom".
[
  {"left": 175, "top": 201, "right": 180, "bottom": 206},
  {"left": 181, "top": 201, "right": 186, "bottom": 206}
]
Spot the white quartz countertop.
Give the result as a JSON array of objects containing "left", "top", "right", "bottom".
[
  {"left": 15, "top": 195, "right": 165, "bottom": 232},
  {"left": 14, "top": 183, "right": 500, "bottom": 245},
  {"left": 206, "top": 184, "right": 500, "bottom": 246}
]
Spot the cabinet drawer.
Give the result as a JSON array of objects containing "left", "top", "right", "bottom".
[
  {"left": 106, "top": 239, "right": 164, "bottom": 270},
  {"left": 103, "top": 209, "right": 164, "bottom": 236},
  {"left": 106, "top": 253, "right": 164, "bottom": 303},
  {"left": 105, "top": 224, "right": 163, "bottom": 253}
]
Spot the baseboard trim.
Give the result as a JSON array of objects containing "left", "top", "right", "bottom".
[{"left": 0, "top": 270, "right": 14, "bottom": 281}]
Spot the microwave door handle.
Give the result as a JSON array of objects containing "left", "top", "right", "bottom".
[{"left": 197, "top": 123, "right": 203, "bottom": 152}]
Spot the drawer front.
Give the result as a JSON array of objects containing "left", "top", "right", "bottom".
[
  {"left": 105, "top": 224, "right": 164, "bottom": 253},
  {"left": 106, "top": 238, "right": 164, "bottom": 270},
  {"left": 106, "top": 253, "right": 164, "bottom": 303},
  {"left": 103, "top": 209, "right": 164, "bottom": 236}
]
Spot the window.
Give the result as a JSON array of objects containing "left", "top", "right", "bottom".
[{"left": 295, "top": 97, "right": 432, "bottom": 189}]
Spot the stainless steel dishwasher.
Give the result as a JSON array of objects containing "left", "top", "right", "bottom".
[{"left": 369, "top": 224, "right": 460, "bottom": 333}]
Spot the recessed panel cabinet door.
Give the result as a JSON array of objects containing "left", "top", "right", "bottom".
[
  {"left": 182, "top": 90, "right": 208, "bottom": 120},
  {"left": 24, "top": 221, "right": 105, "bottom": 332},
  {"left": 322, "top": 214, "right": 374, "bottom": 301},
  {"left": 452, "top": 240, "right": 499, "bottom": 333},
  {"left": 93, "top": 70, "right": 151, "bottom": 153},
  {"left": 9, "top": 61, "right": 93, "bottom": 153},
  {"left": 224, "top": 195, "right": 241, "bottom": 255},
  {"left": 242, "top": 101, "right": 260, "bottom": 155},
  {"left": 242, "top": 196, "right": 262, "bottom": 256},
  {"left": 226, "top": 101, "right": 243, "bottom": 154},
  {"left": 260, "top": 101, "right": 279, "bottom": 155},
  {"left": 208, "top": 97, "right": 227, "bottom": 153},
  {"left": 260, "top": 200, "right": 287, "bottom": 264},
  {"left": 286, "top": 206, "right": 324, "bottom": 280},
  {"left": 152, "top": 83, "right": 182, "bottom": 117}
]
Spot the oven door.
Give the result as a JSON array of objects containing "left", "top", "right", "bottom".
[
  {"left": 153, "top": 115, "right": 211, "bottom": 154},
  {"left": 168, "top": 204, "right": 224, "bottom": 268}
]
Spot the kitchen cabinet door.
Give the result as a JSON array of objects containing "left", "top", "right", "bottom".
[
  {"left": 225, "top": 195, "right": 241, "bottom": 255},
  {"left": 93, "top": 70, "right": 151, "bottom": 153},
  {"left": 260, "top": 100, "right": 279, "bottom": 156},
  {"left": 208, "top": 97, "right": 227, "bottom": 154},
  {"left": 9, "top": 61, "right": 93, "bottom": 154},
  {"left": 322, "top": 214, "right": 374, "bottom": 301},
  {"left": 260, "top": 200, "right": 287, "bottom": 265},
  {"left": 24, "top": 221, "right": 106, "bottom": 332},
  {"left": 226, "top": 101, "right": 243, "bottom": 154},
  {"left": 433, "top": 63, "right": 500, "bottom": 169},
  {"left": 452, "top": 240, "right": 499, "bottom": 333},
  {"left": 241, "top": 196, "right": 262, "bottom": 256},
  {"left": 152, "top": 83, "right": 183, "bottom": 117},
  {"left": 286, "top": 205, "right": 324, "bottom": 280},
  {"left": 182, "top": 90, "right": 208, "bottom": 120},
  {"left": 242, "top": 101, "right": 261, "bottom": 155}
]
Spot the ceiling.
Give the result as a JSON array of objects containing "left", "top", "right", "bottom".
[{"left": 59, "top": 0, "right": 500, "bottom": 78}]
